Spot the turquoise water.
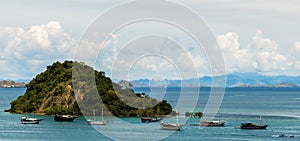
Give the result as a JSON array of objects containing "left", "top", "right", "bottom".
[{"left": 1, "top": 87, "right": 300, "bottom": 140}]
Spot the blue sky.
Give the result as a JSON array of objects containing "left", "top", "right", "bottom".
[{"left": 0, "top": 0, "right": 300, "bottom": 80}]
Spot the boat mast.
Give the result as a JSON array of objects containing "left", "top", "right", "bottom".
[
  {"left": 176, "top": 110, "right": 179, "bottom": 125},
  {"left": 259, "top": 115, "right": 262, "bottom": 125},
  {"left": 101, "top": 107, "right": 104, "bottom": 121},
  {"left": 93, "top": 110, "right": 96, "bottom": 121}
]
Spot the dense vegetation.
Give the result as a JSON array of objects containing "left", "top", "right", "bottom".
[{"left": 10, "top": 61, "right": 172, "bottom": 117}]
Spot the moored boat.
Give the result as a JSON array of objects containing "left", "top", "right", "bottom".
[
  {"left": 54, "top": 115, "right": 77, "bottom": 122},
  {"left": 21, "top": 116, "right": 40, "bottom": 124},
  {"left": 200, "top": 120, "right": 225, "bottom": 126},
  {"left": 272, "top": 134, "right": 294, "bottom": 138},
  {"left": 87, "top": 120, "right": 106, "bottom": 125},
  {"left": 240, "top": 123, "right": 268, "bottom": 129},
  {"left": 141, "top": 117, "right": 162, "bottom": 123},
  {"left": 160, "top": 111, "right": 183, "bottom": 131},
  {"left": 200, "top": 114, "right": 225, "bottom": 127},
  {"left": 160, "top": 122, "right": 183, "bottom": 131},
  {"left": 87, "top": 109, "right": 106, "bottom": 125},
  {"left": 240, "top": 115, "right": 268, "bottom": 129}
]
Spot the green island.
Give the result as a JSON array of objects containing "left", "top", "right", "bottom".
[{"left": 9, "top": 61, "right": 173, "bottom": 117}]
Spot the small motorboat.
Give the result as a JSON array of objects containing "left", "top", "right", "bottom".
[
  {"left": 21, "top": 116, "right": 41, "bottom": 124},
  {"left": 272, "top": 134, "right": 294, "bottom": 138}
]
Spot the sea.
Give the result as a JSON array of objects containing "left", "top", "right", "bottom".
[{"left": 0, "top": 87, "right": 300, "bottom": 141}]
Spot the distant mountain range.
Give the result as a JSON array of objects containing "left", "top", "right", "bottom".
[{"left": 130, "top": 73, "right": 300, "bottom": 87}]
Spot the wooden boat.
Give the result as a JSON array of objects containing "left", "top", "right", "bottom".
[
  {"left": 141, "top": 117, "right": 162, "bottom": 123},
  {"left": 54, "top": 115, "right": 77, "bottom": 122},
  {"left": 160, "top": 111, "right": 183, "bottom": 131},
  {"left": 87, "top": 109, "right": 106, "bottom": 125},
  {"left": 240, "top": 123, "right": 268, "bottom": 129},
  {"left": 200, "top": 120, "right": 225, "bottom": 126},
  {"left": 240, "top": 115, "right": 268, "bottom": 129},
  {"left": 160, "top": 122, "right": 183, "bottom": 131},
  {"left": 21, "top": 116, "right": 41, "bottom": 124},
  {"left": 200, "top": 114, "right": 225, "bottom": 126}
]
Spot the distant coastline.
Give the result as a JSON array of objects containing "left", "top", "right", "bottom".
[
  {"left": 129, "top": 73, "right": 300, "bottom": 88},
  {"left": 0, "top": 80, "right": 26, "bottom": 88}
]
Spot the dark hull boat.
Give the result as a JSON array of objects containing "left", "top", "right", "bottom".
[
  {"left": 240, "top": 115, "right": 268, "bottom": 130},
  {"left": 272, "top": 134, "right": 294, "bottom": 138},
  {"left": 240, "top": 123, "right": 268, "bottom": 129},
  {"left": 200, "top": 121, "right": 225, "bottom": 127},
  {"left": 141, "top": 117, "right": 162, "bottom": 123},
  {"left": 54, "top": 115, "right": 76, "bottom": 122}
]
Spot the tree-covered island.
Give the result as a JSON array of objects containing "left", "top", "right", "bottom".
[{"left": 9, "top": 61, "right": 173, "bottom": 117}]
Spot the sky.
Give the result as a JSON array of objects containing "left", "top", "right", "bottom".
[{"left": 0, "top": 0, "right": 300, "bottom": 81}]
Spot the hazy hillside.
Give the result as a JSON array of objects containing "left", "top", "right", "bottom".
[{"left": 130, "top": 73, "right": 300, "bottom": 87}]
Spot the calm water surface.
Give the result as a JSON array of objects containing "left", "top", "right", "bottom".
[{"left": 1, "top": 87, "right": 300, "bottom": 141}]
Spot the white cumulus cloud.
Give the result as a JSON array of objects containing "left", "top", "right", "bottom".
[
  {"left": 0, "top": 21, "right": 75, "bottom": 79},
  {"left": 294, "top": 41, "right": 300, "bottom": 51},
  {"left": 217, "top": 30, "right": 297, "bottom": 75}
]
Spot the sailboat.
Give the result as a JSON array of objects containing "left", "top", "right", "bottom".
[
  {"left": 160, "top": 111, "right": 183, "bottom": 131},
  {"left": 87, "top": 108, "right": 106, "bottom": 125}
]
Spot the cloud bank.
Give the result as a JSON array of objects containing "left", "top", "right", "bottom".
[{"left": 0, "top": 21, "right": 300, "bottom": 80}]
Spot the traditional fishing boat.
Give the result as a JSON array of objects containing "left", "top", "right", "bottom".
[
  {"left": 160, "top": 111, "right": 183, "bottom": 131},
  {"left": 240, "top": 115, "right": 268, "bottom": 129},
  {"left": 141, "top": 117, "right": 162, "bottom": 123},
  {"left": 200, "top": 115, "right": 225, "bottom": 126},
  {"left": 87, "top": 108, "right": 106, "bottom": 125},
  {"left": 54, "top": 115, "right": 77, "bottom": 122},
  {"left": 160, "top": 122, "right": 183, "bottom": 131},
  {"left": 200, "top": 120, "right": 225, "bottom": 126}
]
